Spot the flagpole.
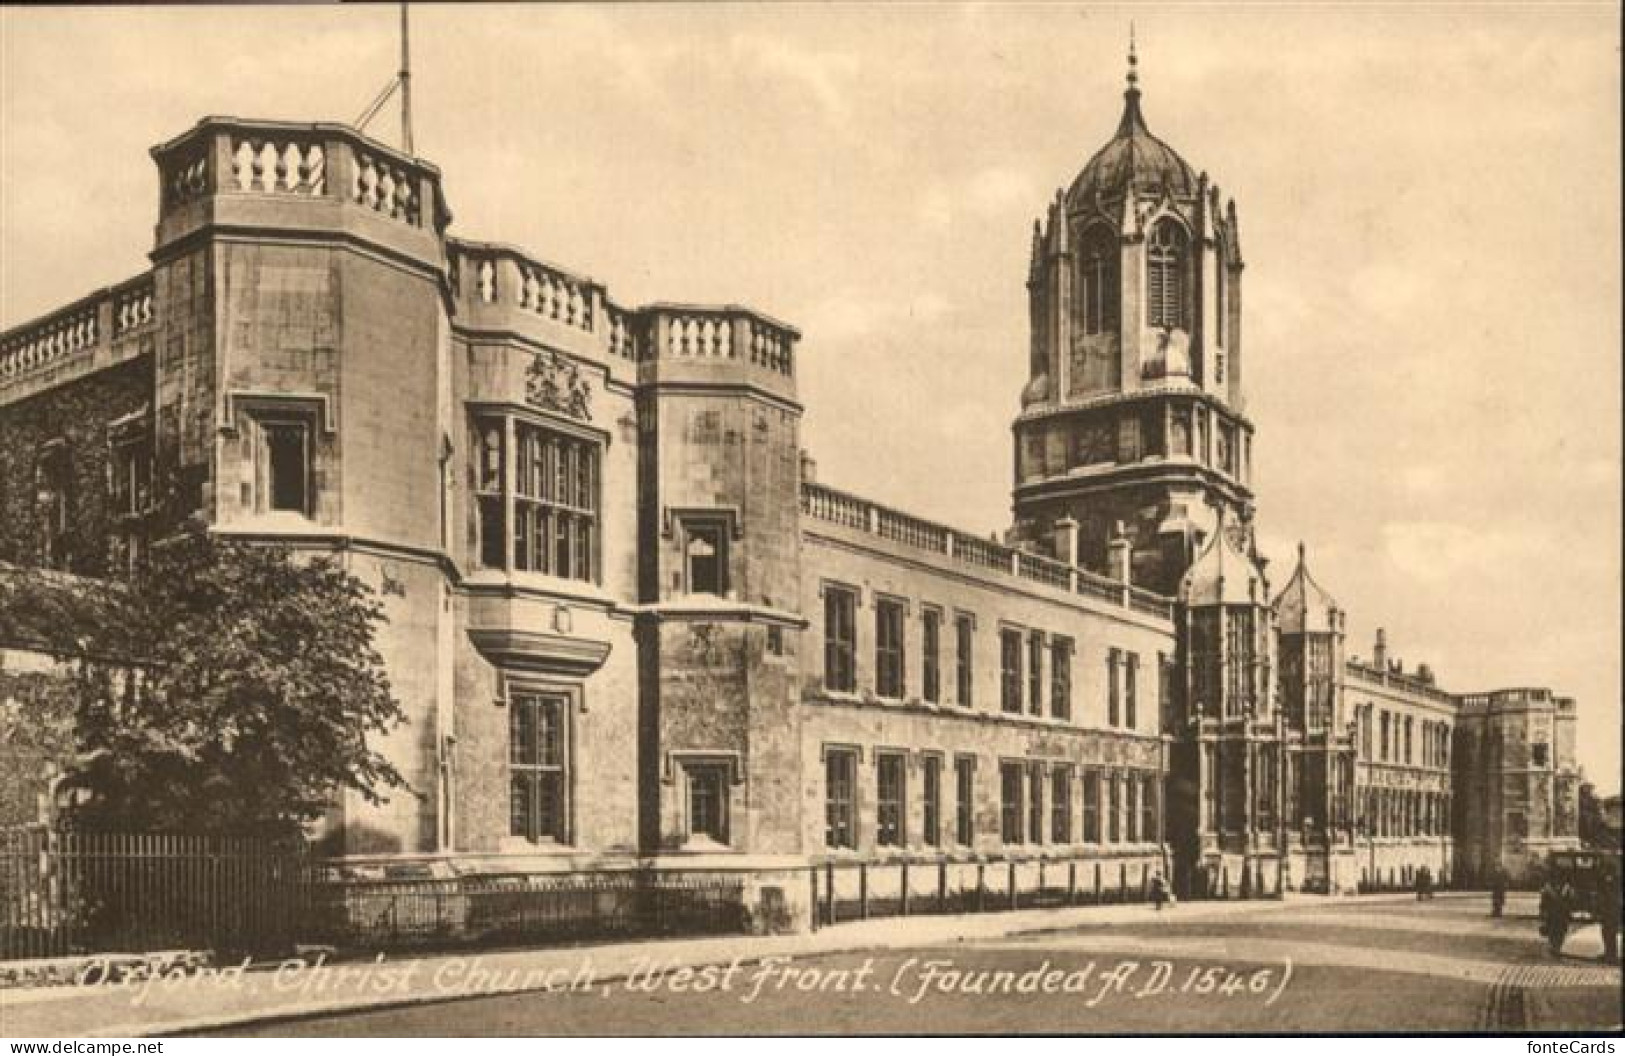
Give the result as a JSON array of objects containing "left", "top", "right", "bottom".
[{"left": 399, "top": 2, "right": 414, "bottom": 156}]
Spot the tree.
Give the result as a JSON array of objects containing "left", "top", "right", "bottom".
[{"left": 64, "top": 524, "right": 410, "bottom": 834}]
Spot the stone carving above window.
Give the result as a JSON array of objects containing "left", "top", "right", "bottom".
[{"left": 525, "top": 349, "right": 592, "bottom": 421}]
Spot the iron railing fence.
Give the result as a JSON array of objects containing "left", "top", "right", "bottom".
[
  {"left": 809, "top": 853, "right": 1160, "bottom": 929},
  {"left": 0, "top": 827, "right": 309, "bottom": 961}
]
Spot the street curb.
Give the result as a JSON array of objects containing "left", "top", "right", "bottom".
[{"left": 16, "top": 894, "right": 1491, "bottom": 1037}]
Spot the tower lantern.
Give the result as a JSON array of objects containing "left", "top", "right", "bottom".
[{"left": 1012, "top": 41, "right": 1253, "bottom": 595}]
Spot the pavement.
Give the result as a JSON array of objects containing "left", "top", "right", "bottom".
[
  {"left": 3, "top": 893, "right": 1616, "bottom": 1037},
  {"left": 3, "top": 894, "right": 1305, "bottom": 1037}
]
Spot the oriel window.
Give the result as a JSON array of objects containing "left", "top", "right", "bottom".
[{"left": 473, "top": 416, "right": 600, "bottom": 582}]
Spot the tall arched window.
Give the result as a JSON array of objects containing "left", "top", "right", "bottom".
[
  {"left": 1147, "top": 219, "right": 1188, "bottom": 330},
  {"left": 1078, "top": 226, "right": 1118, "bottom": 335}
]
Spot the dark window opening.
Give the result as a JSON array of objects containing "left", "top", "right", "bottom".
[
  {"left": 265, "top": 421, "right": 310, "bottom": 514},
  {"left": 824, "top": 587, "right": 857, "bottom": 693},
  {"left": 825, "top": 749, "right": 857, "bottom": 849},
  {"left": 684, "top": 521, "right": 727, "bottom": 596},
  {"left": 687, "top": 764, "right": 730, "bottom": 844},
  {"left": 510, "top": 693, "right": 567, "bottom": 844},
  {"left": 876, "top": 753, "right": 906, "bottom": 848},
  {"left": 876, "top": 598, "right": 906, "bottom": 699}
]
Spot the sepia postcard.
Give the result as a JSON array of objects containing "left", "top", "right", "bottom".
[{"left": 0, "top": 2, "right": 1619, "bottom": 1043}]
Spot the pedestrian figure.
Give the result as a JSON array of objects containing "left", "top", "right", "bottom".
[
  {"left": 1540, "top": 878, "right": 1574, "bottom": 956},
  {"left": 1490, "top": 869, "right": 1507, "bottom": 918},
  {"left": 1150, "top": 871, "right": 1170, "bottom": 912},
  {"left": 1415, "top": 865, "right": 1433, "bottom": 901},
  {"left": 1596, "top": 862, "right": 1620, "bottom": 964}
]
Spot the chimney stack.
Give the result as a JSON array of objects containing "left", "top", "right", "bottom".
[{"left": 1373, "top": 628, "right": 1388, "bottom": 670}]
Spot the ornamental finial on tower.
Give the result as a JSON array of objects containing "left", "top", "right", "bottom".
[{"left": 1127, "top": 23, "right": 1139, "bottom": 95}]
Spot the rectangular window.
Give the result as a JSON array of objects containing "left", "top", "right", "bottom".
[
  {"left": 1532, "top": 743, "right": 1550, "bottom": 768},
  {"left": 1125, "top": 653, "right": 1139, "bottom": 729},
  {"left": 1027, "top": 630, "right": 1044, "bottom": 716},
  {"left": 1000, "top": 762, "right": 1024, "bottom": 844},
  {"left": 474, "top": 417, "right": 600, "bottom": 581},
  {"left": 686, "top": 763, "right": 730, "bottom": 845},
  {"left": 876, "top": 752, "right": 906, "bottom": 848},
  {"left": 1051, "top": 768, "right": 1072, "bottom": 843},
  {"left": 1050, "top": 637, "right": 1073, "bottom": 720},
  {"left": 875, "top": 598, "right": 906, "bottom": 699},
  {"left": 1027, "top": 761, "right": 1045, "bottom": 844},
  {"left": 510, "top": 693, "right": 568, "bottom": 844},
  {"left": 1126, "top": 773, "right": 1141, "bottom": 842},
  {"left": 263, "top": 419, "right": 311, "bottom": 514},
  {"left": 922, "top": 755, "right": 942, "bottom": 847},
  {"left": 824, "top": 748, "right": 857, "bottom": 849},
  {"left": 34, "top": 443, "right": 71, "bottom": 571},
  {"left": 1082, "top": 769, "right": 1101, "bottom": 843},
  {"left": 1107, "top": 648, "right": 1121, "bottom": 726},
  {"left": 1108, "top": 771, "right": 1122, "bottom": 843},
  {"left": 955, "top": 614, "right": 975, "bottom": 707},
  {"left": 109, "top": 433, "right": 152, "bottom": 517},
  {"left": 824, "top": 586, "right": 858, "bottom": 693},
  {"left": 682, "top": 519, "right": 728, "bottom": 596},
  {"left": 955, "top": 756, "right": 975, "bottom": 845},
  {"left": 1142, "top": 774, "right": 1160, "bottom": 844},
  {"left": 1000, "top": 629, "right": 1023, "bottom": 714},
  {"left": 921, "top": 608, "right": 942, "bottom": 704}
]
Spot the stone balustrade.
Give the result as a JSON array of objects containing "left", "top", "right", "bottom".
[
  {"left": 800, "top": 482, "right": 1173, "bottom": 621},
  {"left": 1346, "top": 660, "right": 1457, "bottom": 706},
  {"left": 644, "top": 307, "right": 797, "bottom": 378},
  {"left": 152, "top": 118, "right": 449, "bottom": 235},
  {"left": 1, "top": 275, "right": 156, "bottom": 388}
]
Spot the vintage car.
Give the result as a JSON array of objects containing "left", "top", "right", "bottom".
[{"left": 1544, "top": 849, "right": 1622, "bottom": 922}]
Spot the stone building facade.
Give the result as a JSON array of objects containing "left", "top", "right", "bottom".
[{"left": 0, "top": 54, "right": 1581, "bottom": 913}]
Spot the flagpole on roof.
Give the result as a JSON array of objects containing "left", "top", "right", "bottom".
[{"left": 352, "top": 1, "right": 415, "bottom": 157}]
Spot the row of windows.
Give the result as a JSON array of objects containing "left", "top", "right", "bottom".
[
  {"left": 31, "top": 430, "right": 157, "bottom": 574},
  {"left": 1361, "top": 786, "right": 1452, "bottom": 839},
  {"left": 822, "top": 586, "right": 1149, "bottom": 730},
  {"left": 1362, "top": 708, "right": 1452, "bottom": 769},
  {"left": 823, "top": 747, "right": 1162, "bottom": 851}
]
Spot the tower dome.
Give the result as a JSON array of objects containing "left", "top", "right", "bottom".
[
  {"left": 1065, "top": 43, "right": 1198, "bottom": 208},
  {"left": 1273, "top": 542, "right": 1341, "bottom": 634}
]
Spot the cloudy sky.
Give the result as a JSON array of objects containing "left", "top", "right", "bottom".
[{"left": 2, "top": 4, "right": 1619, "bottom": 789}]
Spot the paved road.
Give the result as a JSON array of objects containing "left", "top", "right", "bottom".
[{"left": 199, "top": 898, "right": 1622, "bottom": 1035}]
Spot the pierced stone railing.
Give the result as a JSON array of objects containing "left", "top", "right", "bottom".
[
  {"left": 800, "top": 482, "right": 1173, "bottom": 621},
  {"left": 1, "top": 274, "right": 157, "bottom": 387},
  {"left": 230, "top": 135, "right": 326, "bottom": 196},
  {"left": 1016, "top": 551, "right": 1072, "bottom": 590},
  {"left": 152, "top": 118, "right": 448, "bottom": 235},
  {"left": 605, "top": 303, "right": 638, "bottom": 361},
  {"left": 350, "top": 145, "right": 419, "bottom": 225},
  {"left": 876, "top": 507, "right": 950, "bottom": 554},
  {"left": 112, "top": 280, "right": 155, "bottom": 336},
  {"left": 747, "top": 318, "right": 793, "bottom": 376},
  {"left": 0, "top": 303, "right": 98, "bottom": 381},
  {"left": 515, "top": 260, "right": 591, "bottom": 331},
  {"left": 801, "top": 484, "right": 870, "bottom": 531},
  {"left": 953, "top": 531, "right": 1008, "bottom": 572},
  {"left": 664, "top": 311, "right": 734, "bottom": 358}
]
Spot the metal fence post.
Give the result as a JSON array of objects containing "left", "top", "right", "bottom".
[
  {"left": 900, "top": 861, "right": 910, "bottom": 917},
  {"left": 1008, "top": 860, "right": 1018, "bottom": 910},
  {"left": 858, "top": 862, "right": 869, "bottom": 921}
]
